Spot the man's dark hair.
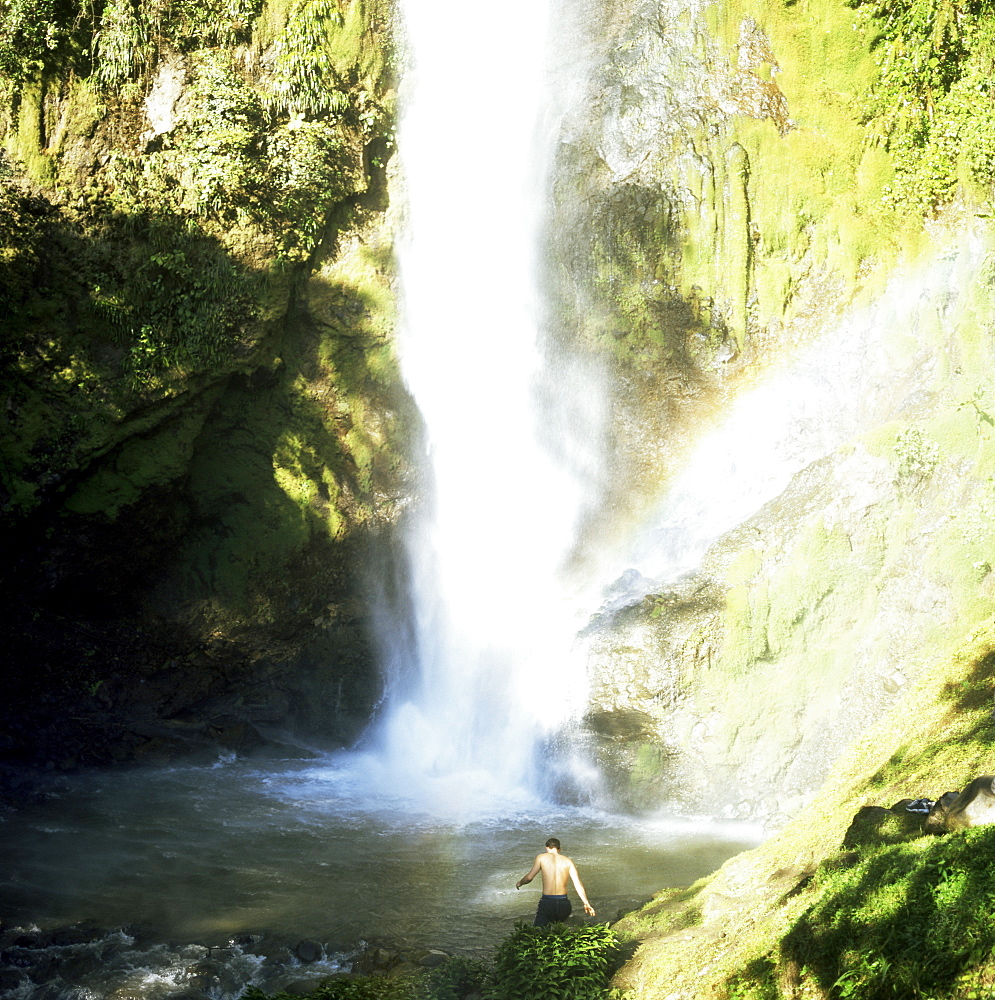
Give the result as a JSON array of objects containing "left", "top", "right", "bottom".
[{"left": 545, "top": 837, "right": 561, "bottom": 849}]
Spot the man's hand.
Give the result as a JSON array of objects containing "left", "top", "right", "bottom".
[{"left": 583, "top": 902, "right": 596, "bottom": 916}]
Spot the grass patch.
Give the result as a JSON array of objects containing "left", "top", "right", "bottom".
[{"left": 781, "top": 829, "right": 995, "bottom": 998}]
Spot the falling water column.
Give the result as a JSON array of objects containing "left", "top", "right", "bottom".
[{"left": 371, "top": 0, "right": 597, "bottom": 809}]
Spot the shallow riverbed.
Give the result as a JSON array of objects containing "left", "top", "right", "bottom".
[{"left": 1, "top": 752, "right": 760, "bottom": 998}]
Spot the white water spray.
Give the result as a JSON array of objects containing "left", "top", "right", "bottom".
[
  {"left": 605, "top": 236, "right": 987, "bottom": 606},
  {"left": 369, "top": 0, "right": 606, "bottom": 808}
]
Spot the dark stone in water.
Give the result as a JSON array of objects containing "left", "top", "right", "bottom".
[
  {"left": 294, "top": 940, "right": 323, "bottom": 964},
  {"left": 50, "top": 924, "right": 104, "bottom": 947},
  {"left": 1, "top": 948, "right": 34, "bottom": 968},
  {"left": 60, "top": 953, "right": 101, "bottom": 979},
  {"left": 184, "top": 959, "right": 223, "bottom": 989},
  {"left": 27, "top": 955, "right": 60, "bottom": 984},
  {"left": 417, "top": 950, "right": 450, "bottom": 969},
  {"left": 352, "top": 946, "right": 397, "bottom": 972},
  {"left": 0, "top": 969, "right": 26, "bottom": 990}
]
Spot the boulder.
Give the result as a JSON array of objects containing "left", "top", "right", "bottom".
[
  {"left": 207, "top": 717, "right": 266, "bottom": 753},
  {"left": 184, "top": 960, "right": 222, "bottom": 989},
  {"left": 936, "top": 776, "right": 995, "bottom": 832},
  {"left": 293, "top": 940, "right": 323, "bottom": 964},
  {"left": 351, "top": 947, "right": 398, "bottom": 973},
  {"left": 842, "top": 805, "right": 924, "bottom": 848},
  {"left": 416, "top": 949, "right": 450, "bottom": 969},
  {"left": 386, "top": 961, "right": 423, "bottom": 978},
  {"left": 924, "top": 791, "right": 962, "bottom": 833},
  {"left": 281, "top": 980, "right": 321, "bottom": 995}
]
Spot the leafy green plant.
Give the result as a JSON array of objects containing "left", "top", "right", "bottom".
[
  {"left": 0, "top": 166, "right": 52, "bottom": 322},
  {"left": 266, "top": 0, "right": 350, "bottom": 119},
  {"left": 416, "top": 956, "right": 490, "bottom": 1000},
  {"left": 163, "top": 0, "right": 263, "bottom": 49},
  {"left": 94, "top": 0, "right": 150, "bottom": 87},
  {"left": 99, "top": 47, "right": 360, "bottom": 260},
  {"left": 249, "top": 120, "right": 357, "bottom": 255},
  {"left": 0, "top": 0, "right": 81, "bottom": 80},
  {"left": 82, "top": 213, "right": 258, "bottom": 390},
  {"left": 852, "top": 0, "right": 995, "bottom": 213},
  {"left": 489, "top": 922, "right": 623, "bottom": 1000}
]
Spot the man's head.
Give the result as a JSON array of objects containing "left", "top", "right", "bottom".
[{"left": 545, "top": 837, "right": 561, "bottom": 850}]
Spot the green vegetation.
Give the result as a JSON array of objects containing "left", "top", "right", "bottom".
[
  {"left": 778, "top": 829, "right": 995, "bottom": 999},
  {"left": 266, "top": 0, "right": 350, "bottom": 117},
  {"left": 612, "top": 617, "right": 995, "bottom": 998},
  {"left": 241, "top": 925, "right": 623, "bottom": 1000},
  {"left": 491, "top": 922, "right": 623, "bottom": 1000},
  {"left": 0, "top": 0, "right": 80, "bottom": 81},
  {"left": 244, "top": 981, "right": 416, "bottom": 1000},
  {"left": 713, "top": 827, "right": 995, "bottom": 999},
  {"left": 854, "top": 0, "right": 995, "bottom": 214},
  {"left": 0, "top": 0, "right": 402, "bottom": 740}
]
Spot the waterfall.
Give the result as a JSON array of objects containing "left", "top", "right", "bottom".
[{"left": 366, "top": 0, "right": 607, "bottom": 810}]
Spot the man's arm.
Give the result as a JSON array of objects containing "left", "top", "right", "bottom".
[
  {"left": 568, "top": 861, "right": 596, "bottom": 916},
  {"left": 515, "top": 855, "right": 542, "bottom": 889}
]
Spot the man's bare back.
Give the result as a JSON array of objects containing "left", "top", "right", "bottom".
[
  {"left": 515, "top": 838, "right": 596, "bottom": 923},
  {"left": 532, "top": 850, "right": 574, "bottom": 895}
]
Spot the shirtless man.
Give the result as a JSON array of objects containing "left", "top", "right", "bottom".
[{"left": 515, "top": 837, "right": 596, "bottom": 925}]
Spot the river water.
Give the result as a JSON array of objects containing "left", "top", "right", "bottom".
[{"left": 1, "top": 753, "right": 758, "bottom": 998}]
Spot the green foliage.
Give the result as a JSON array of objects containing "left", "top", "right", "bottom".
[
  {"left": 415, "top": 956, "right": 490, "bottom": 1000},
  {"left": 781, "top": 828, "right": 995, "bottom": 998},
  {"left": 252, "top": 121, "right": 355, "bottom": 253},
  {"left": 1, "top": 0, "right": 262, "bottom": 92},
  {"left": 489, "top": 922, "right": 623, "bottom": 1000},
  {"left": 95, "top": 0, "right": 263, "bottom": 87},
  {"left": 852, "top": 0, "right": 995, "bottom": 213},
  {"left": 0, "top": 0, "right": 81, "bottom": 80},
  {"left": 241, "top": 928, "right": 621, "bottom": 1000},
  {"left": 101, "top": 49, "right": 361, "bottom": 260},
  {"left": 266, "top": 0, "right": 350, "bottom": 118},
  {"left": 0, "top": 165, "right": 52, "bottom": 321},
  {"left": 856, "top": 0, "right": 975, "bottom": 115},
  {"left": 161, "top": 0, "right": 263, "bottom": 49},
  {"left": 243, "top": 980, "right": 415, "bottom": 1000},
  {"left": 165, "top": 55, "right": 268, "bottom": 218},
  {"left": 87, "top": 215, "right": 258, "bottom": 389},
  {"left": 94, "top": 0, "right": 149, "bottom": 88}
]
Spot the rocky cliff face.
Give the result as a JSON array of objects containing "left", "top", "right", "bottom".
[
  {"left": 0, "top": 0, "right": 413, "bottom": 770},
  {"left": 542, "top": 0, "right": 995, "bottom": 820}
]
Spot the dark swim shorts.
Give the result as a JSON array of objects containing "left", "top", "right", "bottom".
[{"left": 534, "top": 893, "right": 572, "bottom": 926}]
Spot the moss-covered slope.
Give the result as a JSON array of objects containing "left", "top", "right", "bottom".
[{"left": 612, "top": 621, "right": 995, "bottom": 999}]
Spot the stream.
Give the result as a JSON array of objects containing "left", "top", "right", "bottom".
[{"left": 1, "top": 752, "right": 759, "bottom": 998}]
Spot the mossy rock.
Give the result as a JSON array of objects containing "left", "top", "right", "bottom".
[{"left": 842, "top": 804, "right": 927, "bottom": 849}]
